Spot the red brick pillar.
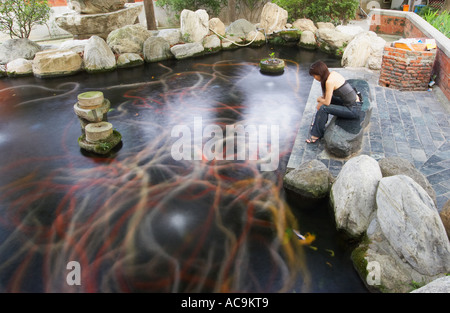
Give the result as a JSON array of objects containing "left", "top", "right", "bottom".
[{"left": 379, "top": 43, "right": 437, "bottom": 91}]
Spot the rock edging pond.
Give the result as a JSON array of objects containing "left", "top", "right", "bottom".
[{"left": 284, "top": 155, "right": 450, "bottom": 293}]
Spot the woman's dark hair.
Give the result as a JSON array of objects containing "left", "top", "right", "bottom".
[{"left": 309, "top": 61, "right": 330, "bottom": 95}]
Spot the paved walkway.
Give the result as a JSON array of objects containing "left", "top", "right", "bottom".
[{"left": 287, "top": 67, "right": 450, "bottom": 211}]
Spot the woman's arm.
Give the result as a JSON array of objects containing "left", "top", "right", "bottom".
[
  {"left": 316, "top": 79, "right": 334, "bottom": 109},
  {"left": 322, "top": 79, "right": 335, "bottom": 106}
]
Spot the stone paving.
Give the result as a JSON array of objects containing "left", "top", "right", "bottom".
[{"left": 287, "top": 67, "right": 450, "bottom": 211}]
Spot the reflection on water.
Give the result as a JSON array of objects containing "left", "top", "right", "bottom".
[{"left": 0, "top": 46, "right": 366, "bottom": 292}]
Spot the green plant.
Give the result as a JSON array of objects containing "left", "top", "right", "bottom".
[
  {"left": 156, "top": 0, "right": 227, "bottom": 16},
  {"left": 419, "top": 6, "right": 450, "bottom": 38},
  {"left": 0, "top": 0, "right": 51, "bottom": 39},
  {"left": 273, "top": 0, "right": 359, "bottom": 25}
]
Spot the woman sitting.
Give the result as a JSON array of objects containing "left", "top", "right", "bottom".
[{"left": 306, "top": 61, "right": 361, "bottom": 144}]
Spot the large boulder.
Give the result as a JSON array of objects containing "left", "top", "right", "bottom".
[
  {"left": 292, "top": 18, "right": 317, "bottom": 33},
  {"left": 0, "top": 39, "right": 42, "bottom": 65},
  {"left": 143, "top": 37, "right": 173, "bottom": 62},
  {"left": 202, "top": 35, "right": 222, "bottom": 54},
  {"left": 107, "top": 24, "right": 153, "bottom": 54},
  {"left": 376, "top": 175, "right": 450, "bottom": 276},
  {"left": 59, "top": 39, "right": 89, "bottom": 54},
  {"left": 411, "top": 276, "right": 450, "bottom": 293},
  {"left": 83, "top": 35, "right": 116, "bottom": 73},
  {"left": 209, "top": 18, "right": 226, "bottom": 37},
  {"left": 67, "top": 0, "right": 127, "bottom": 14},
  {"left": 225, "top": 19, "right": 256, "bottom": 38},
  {"left": 245, "top": 30, "right": 266, "bottom": 47},
  {"left": 32, "top": 49, "right": 83, "bottom": 78},
  {"left": 117, "top": 53, "right": 144, "bottom": 68},
  {"left": 330, "top": 155, "right": 382, "bottom": 237},
  {"left": 335, "top": 25, "right": 365, "bottom": 37},
  {"left": 259, "top": 2, "right": 288, "bottom": 34},
  {"left": 170, "top": 43, "right": 204, "bottom": 60},
  {"left": 157, "top": 29, "right": 182, "bottom": 46},
  {"left": 299, "top": 30, "right": 317, "bottom": 50},
  {"left": 342, "top": 31, "right": 386, "bottom": 70},
  {"left": 283, "top": 159, "right": 334, "bottom": 199},
  {"left": 440, "top": 200, "right": 450, "bottom": 239},
  {"left": 6, "top": 58, "right": 33, "bottom": 77},
  {"left": 55, "top": 3, "right": 143, "bottom": 39},
  {"left": 180, "top": 9, "right": 209, "bottom": 43},
  {"left": 316, "top": 28, "right": 354, "bottom": 54},
  {"left": 357, "top": 212, "right": 448, "bottom": 293},
  {"left": 378, "top": 156, "right": 437, "bottom": 205}
]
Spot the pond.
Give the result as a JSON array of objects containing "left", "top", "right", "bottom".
[{"left": 0, "top": 45, "right": 367, "bottom": 293}]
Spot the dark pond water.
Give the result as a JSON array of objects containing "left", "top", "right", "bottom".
[{"left": 0, "top": 45, "right": 367, "bottom": 293}]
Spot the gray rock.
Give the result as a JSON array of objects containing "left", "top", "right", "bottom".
[
  {"left": 316, "top": 28, "right": 353, "bottom": 53},
  {"left": 283, "top": 159, "right": 334, "bottom": 199},
  {"left": 341, "top": 31, "right": 386, "bottom": 70},
  {"left": 117, "top": 53, "right": 144, "bottom": 68},
  {"left": 378, "top": 156, "right": 437, "bottom": 205},
  {"left": 225, "top": 19, "right": 256, "bottom": 38},
  {"left": 299, "top": 30, "right": 317, "bottom": 50},
  {"left": 259, "top": 2, "right": 288, "bottom": 34},
  {"left": 359, "top": 217, "right": 445, "bottom": 293},
  {"left": 59, "top": 39, "right": 89, "bottom": 54},
  {"left": 292, "top": 18, "right": 317, "bottom": 33},
  {"left": 6, "top": 58, "right": 33, "bottom": 77},
  {"left": 32, "top": 49, "right": 83, "bottom": 78},
  {"left": 180, "top": 9, "right": 209, "bottom": 43},
  {"left": 0, "top": 39, "right": 42, "bottom": 65},
  {"left": 330, "top": 155, "right": 382, "bottom": 237},
  {"left": 55, "top": 3, "right": 143, "bottom": 40},
  {"left": 83, "top": 36, "right": 116, "bottom": 73},
  {"left": 440, "top": 200, "right": 450, "bottom": 239},
  {"left": 376, "top": 175, "right": 450, "bottom": 276},
  {"left": 411, "top": 276, "right": 450, "bottom": 293},
  {"left": 107, "top": 24, "right": 152, "bottom": 54},
  {"left": 170, "top": 43, "right": 204, "bottom": 60},
  {"left": 157, "top": 29, "right": 182, "bottom": 46},
  {"left": 143, "top": 37, "right": 173, "bottom": 62},
  {"left": 67, "top": 0, "right": 127, "bottom": 14}
]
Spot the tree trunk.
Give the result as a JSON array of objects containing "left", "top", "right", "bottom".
[
  {"left": 228, "top": 0, "right": 236, "bottom": 23},
  {"left": 143, "top": 0, "right": 157, "bottom": 30}
]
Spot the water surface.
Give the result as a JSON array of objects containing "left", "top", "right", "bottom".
[{"left": 0, "top": 45, "right": 367, "bottom": 292}]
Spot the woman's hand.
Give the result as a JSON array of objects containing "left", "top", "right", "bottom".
[{"left": 316, "top": 96, "right": 327, "bottom": 110}]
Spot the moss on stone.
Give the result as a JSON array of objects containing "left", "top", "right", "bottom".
[{"left": 78, "top": 130, "right": 122, "bottom": 154}]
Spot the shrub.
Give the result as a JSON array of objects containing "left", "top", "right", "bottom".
[
  {"left": 156, "top": 0, "right": 227, "bottom": 17},
  {"left": 0, "top": 0, "right": 51, "bottom": 39},
  {"left": 273, "top": 0, "right": 359, "bottom": 25},
  {"left": 419, "top": 6, "right": 450, "bottom": 38}
]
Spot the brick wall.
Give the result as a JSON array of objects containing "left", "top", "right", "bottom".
[
  {"left": 370, "top": 11, "right": 450, "bottom": 100},
  {"left": 379, "top": 44, "right": 437, "bottom": 91}
]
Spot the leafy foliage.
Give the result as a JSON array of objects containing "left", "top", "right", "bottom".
[
  {"left": 419, "top": 6, "right": 450, "bottom": 38},
  {"left": 0, "top": 0, "right": 51, "bottom": 39},
  {"left": 273, "top": 0, "right": 359, "bottom": 24},
  {"left": 156, "top": 0, "right": 228, "bottom": 17}
]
